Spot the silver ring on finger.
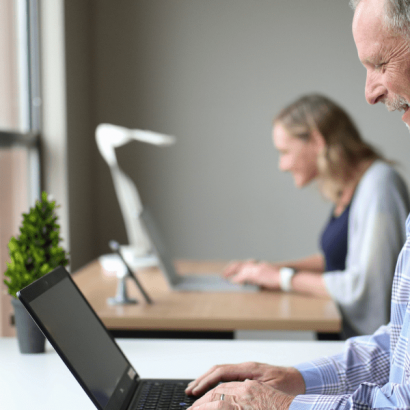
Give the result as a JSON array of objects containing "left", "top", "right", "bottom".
[{"left": 220, "top": 394, "right": 225, "bottom": 401}]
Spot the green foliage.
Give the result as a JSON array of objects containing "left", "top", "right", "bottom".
[{"left": 4, "top": 192, "right": 69, "bottom": 298}]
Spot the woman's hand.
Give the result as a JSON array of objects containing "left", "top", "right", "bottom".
[
  {"left": 188, "top": 380, "right": 295, "bottom": 410},
  {"left": 185, "top": 362, "right": 305, "bottom": 397},
  {"left": 223, "top": 261, "right": 281, "bottom": 290}
]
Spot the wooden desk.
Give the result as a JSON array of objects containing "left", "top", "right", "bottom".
[{"left": 73, "top": 260, "right": 341, "bottom": 333}]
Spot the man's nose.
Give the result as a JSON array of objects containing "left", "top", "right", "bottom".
[{"left": 365, "top": 72, "right": 386, "bottom": 105}]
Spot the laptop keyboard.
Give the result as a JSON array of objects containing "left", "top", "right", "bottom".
[{"left": 134, "top": 381, "right": 196, "bottom": 410}]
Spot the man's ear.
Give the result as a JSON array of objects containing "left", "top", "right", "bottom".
[{"left": 310, "top": 130, "right": 326, "bottom": 152}]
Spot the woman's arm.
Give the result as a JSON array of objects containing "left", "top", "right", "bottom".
[
  {"left": 275, "top": 253, "right": 325, "bottom": 273},
  {"left": 291, "top": 271, "right": 329, "bottom": 298}
]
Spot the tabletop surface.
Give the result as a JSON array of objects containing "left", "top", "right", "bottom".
[
  {"left": 1, "top": 337, "right": 345, "bottom": 410},
  {"left": 72, "top": 260, "right": 341, "bottom": 332}
]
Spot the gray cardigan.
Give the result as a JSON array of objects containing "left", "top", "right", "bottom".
[{"left": 323, "top": 161, "right": 410, "bottom": 336}]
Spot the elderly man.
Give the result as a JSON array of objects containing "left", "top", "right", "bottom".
[{"left": 185, "top": 1, "right": 410, "bottom": 409}]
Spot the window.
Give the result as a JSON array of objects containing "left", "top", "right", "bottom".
[{"left": 0, "top": 0, "right": 41, "bottom": 336}]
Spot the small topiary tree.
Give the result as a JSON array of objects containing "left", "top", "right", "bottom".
[{"left": 4, "top": 192, "right": 69, "bottom": 298}]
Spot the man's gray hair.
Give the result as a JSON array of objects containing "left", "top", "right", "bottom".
[{"left": 350, "top": 0, "right": 410, "bottom": 38}]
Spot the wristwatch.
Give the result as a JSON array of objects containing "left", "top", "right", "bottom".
[{"left": 279, "top": 267, "right": 296, "bottom": 292}]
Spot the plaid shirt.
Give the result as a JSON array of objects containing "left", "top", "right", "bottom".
[{"left": 291, "top": 214, "right": 410, "bottom": 410}]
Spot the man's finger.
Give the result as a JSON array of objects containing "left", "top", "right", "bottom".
[
  {"left": 186, "top": 365, "right": 227, "bottom": 394},
  {"left": 189, "top": 389, "right": 222, "bottom": 408},
  {"left": 188, "top": 399, "right": 234, "bottom": 410},
  {"left": 191, "top": 372, "right": 231, "bottom": 395},
  {"left": 192, "top": 388, "right": 238, "bottom": 408},
  {"left": 190, "top": 367, "right": 250, "bottom": 395},
  {"left": 186, "top": 363, "right": 260, "bottom": 396},
  {"left": 210, "top": 392, "right": 229, "bottom": 401}
]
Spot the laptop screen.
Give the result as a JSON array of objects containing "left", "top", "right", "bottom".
[
  {"left": 139, "top": 208, "right": 180, "bottom": 286},
  {"left": 19, "top": 268, "right": 132, "bottom": 409}
]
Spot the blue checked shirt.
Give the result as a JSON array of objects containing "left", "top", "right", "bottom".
[{"left": 290, "top": 214, "right": 410, "bottom": 410}]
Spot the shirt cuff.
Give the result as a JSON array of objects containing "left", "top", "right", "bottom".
[
  {"left": 290, "top": 394, "right": 351, "bottom": 410},
  {"left": 290, "top": 395, "right": 328, "bottom": 410},
  {"left": 294, "top": 356, "right": 341, "bottom": 395}
]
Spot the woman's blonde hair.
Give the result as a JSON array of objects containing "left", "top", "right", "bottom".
[{"left": 274, "top": 94, "right": 385, "bottom": 201}]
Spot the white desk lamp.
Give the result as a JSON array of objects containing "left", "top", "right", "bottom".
[{"left": 95, "top": 123, "right": 176, "bottom": 304}]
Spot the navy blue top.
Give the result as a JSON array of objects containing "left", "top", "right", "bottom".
[{"left": 320, "top": 204, "right": 351, "bottom": 272}]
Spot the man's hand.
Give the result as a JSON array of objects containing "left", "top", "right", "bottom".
[
  {"left": 188, "top": 380, "right": 294, "bottom": 410},
  {"left": 185, "top": 362, "right": 305, "bottom": 397},
  {"left": 223, "top": 260, "right": 281, "bottom": 289}
]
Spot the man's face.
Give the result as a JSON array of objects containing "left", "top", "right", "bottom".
[{"left": 353, "top": 0, "right": 410, "bottom": 128}]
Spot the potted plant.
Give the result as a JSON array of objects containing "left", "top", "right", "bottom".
[{"left": 4, "top": 192, "right": 69, "bottom": 353}]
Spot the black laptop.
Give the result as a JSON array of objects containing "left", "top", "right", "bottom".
[{"left": 17, "top": 266, "right": 196, "bottom": 410}]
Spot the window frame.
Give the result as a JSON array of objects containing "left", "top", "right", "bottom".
[{"left": 0, "top": 0, "right": 42, "bottom": 336}]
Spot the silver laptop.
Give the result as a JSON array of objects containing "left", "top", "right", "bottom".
[{"left": 139, "top": 209, "right": 259, "bottom": 293}]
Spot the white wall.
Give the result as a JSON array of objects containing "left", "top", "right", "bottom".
[
  {"left": 65, "top": 0, "right": 410, "bottom": 267},
  {"left": 64, "top": 0, "right": 97, "bottom": 270}
]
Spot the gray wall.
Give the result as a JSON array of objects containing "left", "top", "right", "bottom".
[
  {"left": 65, "top": 0, "right": 410, "bottom": 270},
  {"left": 65, "top": 1, "right": 97, "bottom": 269}
]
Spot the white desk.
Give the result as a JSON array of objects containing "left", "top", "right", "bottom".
[{"left": 1, "top": 337, "right": 345, "bottom": 410}]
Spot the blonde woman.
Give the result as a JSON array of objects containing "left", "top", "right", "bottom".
[{"left": 225, "top": 94, "right": 410, "bottom": 338}]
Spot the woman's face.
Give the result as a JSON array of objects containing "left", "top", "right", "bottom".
[{"left": 272, "top": 122, "right": 321, "bottom": 188}]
